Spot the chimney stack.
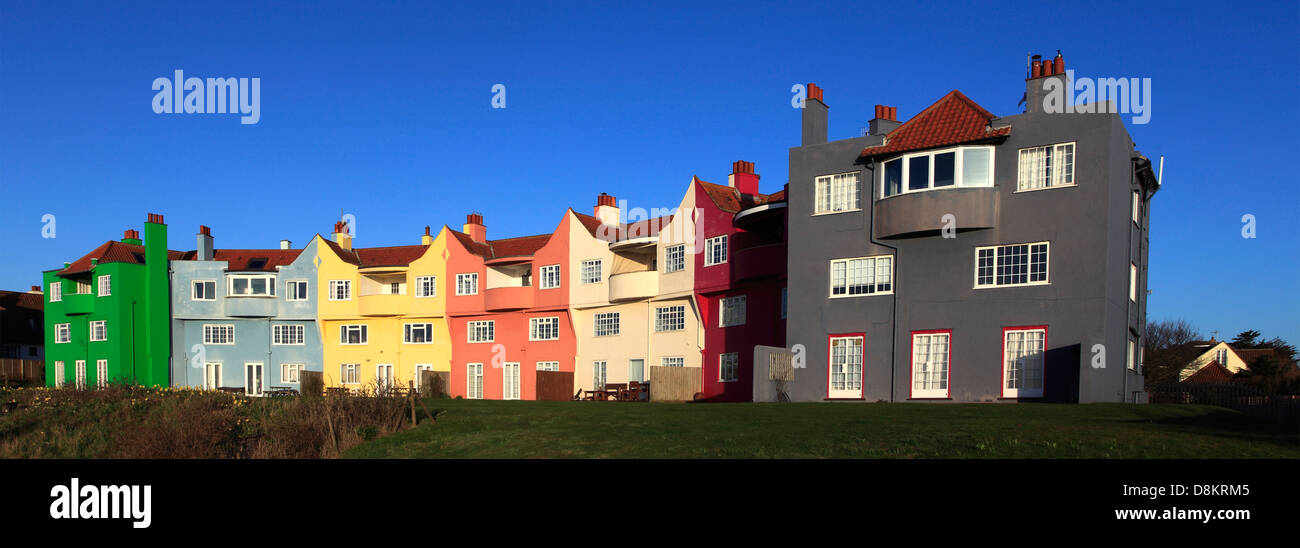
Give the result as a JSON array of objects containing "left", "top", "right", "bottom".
[
  {"left": 801, "top": 82, "right": 828, "bottom": 146},
  {"left": 1025, "top": 50, "right": 1067, "bottom": 114},
  {"left": 463, "top": 213, "right": 486, "bottom": 244},
  {"left": 727, "top": 161, "right": 760, "bottom": 195},
  {"left": 869, "top": 105, "right": 902, "bottom": 136},
  {"left": 196, "top": 225, "right": 214, "bottom": 260},
  {"left": 29, "top": 285, "right": 41, "bottom": 293},
  {"left": 594, "top": 193, "right": 620, "bottom": 226},
  {"left": 122, "top": 229, "right": 142, "bottom": 245},
  {"left": 280, "top": 239, "right": 291, "bottom": 250},
  {"left": 421, "top": 225, "right": 433, "bottom": 246},
  {"left": 332, "top": 220, "right": 353, "bottom": 250}
]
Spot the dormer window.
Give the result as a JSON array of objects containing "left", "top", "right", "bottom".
[
  {"left": 882, "top": 146, "right": 994, "bottom": 198},
  {"left": 228, "top": 274, "right": 276, "bottom": 297},
  {"left": 246, "top": 258, "right": 268, "bottom": 270}
]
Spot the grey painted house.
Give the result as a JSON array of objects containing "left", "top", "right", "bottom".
[
  {"left": 782, "top": 56, "right": 1158, "bottom": 403},
  {"left": 169, "top": 226, "right": 322, "bottom": 393}
]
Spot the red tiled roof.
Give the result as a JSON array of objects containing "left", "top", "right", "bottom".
[
  {"left": 175, "top": 249, "right": 303, "bottom": 271},
  {"left": 58, "top": 241, "right": 187, "bottom": 276},
  {"left": 449, "top": 230, "right": 549, "bottom": 260},
  {"left": 572, "top": 212, "right": 606, "bottom": 238},
  {"left": 1182, "top": 361, "right": 1235, "bottom": 384},
  {"left": 320, "top": 237, "right": 361, "bottom": 265},
  {"left": 859, "top": 90, "right": 1012, "bottom": 158},
  {"left": 0, "top": 290, "right": 43, "bottom": 312},
  {"left": 697, "top": 178, "right": 787, "bottom": 213},
  {"left": 355, "top": 245, "right": 429, "bottom": 267}
]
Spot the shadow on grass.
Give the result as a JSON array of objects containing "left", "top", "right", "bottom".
[{"left": 1132, "top": 406, "right": 1300, "bottom": 449}]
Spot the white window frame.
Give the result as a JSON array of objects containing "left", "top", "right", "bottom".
[
  {"left": 227, "top": 273, "right": 276, "bottom": 297},
  {"left": 911, "top": 331, "right": 951, "bottom": 399},
  {"left": 455, "top": 273, "right": 479, "bottom": 296},
  {"left": 375, "top": 363, "right": 394, "bottom": 391},
  {"left": 55, "top": 323, "right": 70, "bottom": 344},
  {"left": 828, "top": 335, "right": 865, "bottom": 399},
  {"left": 328, "top": 279, "right": 352, "bottom": 301},
  {"left": 1131, "top": 190, "right": 1141, "bottom": 225},
  {"left": 340, "top": 363, "right": 360, "bottom": 385},
  {"left": 654, "top": 305, "right": 685, "bottom": 332},
  {"left": 414, "top": 275, "right": 437, "bottom": 298},
  {"left": 664, "top": 244, "right": 686, "bottom": 274},
  {"left": 1129, "top": 263, "right": 1138, "bottom": 302},
  {"left": 814, "top": 171, "right": 862, "bottom": 214},
  {"left": 502, "top": 362, "right": 521, "bottom": 400},
  {"left": 662, "top": 356, "right": 685, "bottom": 368},
  {"left": 76, "top": 280, "right": 91, "bottom": 294},
  {"left": 539, "top": 265, "right": 561, "bottom": 289},
  {"left": 97, "top": 275, "right": 111, "bottom": 297},
  {"left": 203, "top": 362, "right": 222, "bottom": 390},
  {"left": 719, "top": 295, "right": 747, "bottom": 328},
  {"left": 53, "top": 361, "right": 65, "bottom": 387},
  {"left": 281, "top": 363, "right": 304, "bottom": 384},
  {"left": 719, "top": 352, "right": 739, "bottom": 382},
  {"left": 286, "top": 280, "right": 310, "bottom": 301},
  {"left": 1016, "top": 142, "right": 1075, "bottom": 192},
  {"left": 1127, "top": 338, "right": 1137, "bottom": 371},
  {"left": 974, "top": 242, "right": 1050, "bottom": 289},
  {"left": 96, "top": 359, "right": 108, "bottom": 388},
  {"left": 881, "top": 146, "right": 995, "bottom": 198},
  {"left": 49, "top": 282, "right": 62, "bottom": 302},
  {"left": 339, "top": 324, "right": 368, "bottom": 345},
  {"left": 192, "top": 280, "right": 217, "bottom": 301},
  {"left": 830, "top": 255, "right": 893, "bottom": 297},
  {"left": 580, "top": 259, "right": 603, "bottom": 285},
  {"left": 468, "top": 320, "right": 495, "bottom": 343},
  {"left": 529, "top": 316, "right": 560, "bottom": 341},
  {"left": 592, "top": 360, "right": 607, "bottom": 390},
  {"left": 404, "top": 322, "right": 435, "bottom": 344},
  {"left": 594, "top": 312, "right": 620, "bottom": 337},
  {"left": 273, "top": 324, "right": 305, "bottom": 345},
  {"left": 704, "top": 235, "right": 728, "bottom": 266},
  {"left": 536, "top": 361, "right": 560, "bottom": 372},
  {"left": 203, "top": 324, "right": 235, "bottom": 345},
  {"left": 89, "top": 320, "right": 107, "bottom": 342},
  {"left": 1002, "top": 327, "right": 1046, "bottom": 398},
  {"left": 467, "top": 363, "right": 484, "bottom": 399}
]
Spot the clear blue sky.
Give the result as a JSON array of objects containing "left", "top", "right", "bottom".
[{"left": 1, "top": 0, "right": 1296, "bottom": 343}]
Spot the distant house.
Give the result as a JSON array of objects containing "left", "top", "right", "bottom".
[
  {"left": 1178, "top": 340, "right": 1254, "bottom": 383},
  {"left": 0, "top": 287, "right": 44, "bottom": 360}
]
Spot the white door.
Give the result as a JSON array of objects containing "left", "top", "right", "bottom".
[
  {"left": 503, "top": 362, "right": 520, "bottom": 400},
  {"left": 413, "top": 364, "right": 434, "bottom": 391},
  {"left": 54, "top": 361, "right": 65, "bottom": 388},
  {"left": 204, "top": 362, "right": 222, "bottom": 390},
  {"left": 244, "top": 362, "right": 264, "bottom": 396},
  {"left": 376, "top": 363, "right": 394, "bottom": 391},
  {"left": 74, "top": 360, "right": 86, "bottom": 390},
  {"left": 96, "top": 359, "right": 108, "bottom": 388}
]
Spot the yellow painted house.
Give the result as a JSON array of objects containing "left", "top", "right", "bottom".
[
  {"left": 1178, "top": 340, "right": 1251, "bottom": 381},
  {"left": 315, "top": 222, "right": 452, "bottom": 392}
]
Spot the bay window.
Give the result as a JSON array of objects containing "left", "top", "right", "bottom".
[{"left": 882, "top": 146, "right": 994, "bottom": 197}]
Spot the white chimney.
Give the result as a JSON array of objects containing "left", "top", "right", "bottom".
[{"left": 280, "top": 240, "right": 291, "bottom": 250}]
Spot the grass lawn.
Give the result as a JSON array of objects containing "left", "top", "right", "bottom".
[{"left": 345, "top": 400, "right": 1300, "bottom": 458}]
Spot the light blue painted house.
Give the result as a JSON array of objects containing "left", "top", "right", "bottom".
[{"left": 169, "top": 226, "right": 322, "bottom": 394}]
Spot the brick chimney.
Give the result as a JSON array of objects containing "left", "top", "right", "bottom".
[
  {"left": 196, "top": 225, "right": 214, "bottom": 260},
  {"left": 594, "top": 193, "right": 620, "bottom": 226},
  {"left": 868, "top": 105, "right": 901, "bottom": 136},
  {"left": 421, "top": 225, "right": 433, "bottom": 246},
  {"left": 728, "top": 161, "right": 760, "bottom": 195},
  {"left": 1025, "top": 51, "right": 1067, "bottom": 114},
  {"left": 802, "top": 82, "right": 828, "bottom": 146},
  {"left": 28, "top": 285, "right": 41, "bottom": 294},
  {"left": 332, "top": 220, "right": 352, "bottom": 250},
  {"left": 463, "top": 213, "right": 486, "bottom": 244},
  {"left": 121, "top": 229, "right": 142, "bottom": 245}
]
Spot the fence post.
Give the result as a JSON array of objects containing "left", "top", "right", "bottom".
[{"left": 408, "top": 380, "right": 416, "bottom": 428}]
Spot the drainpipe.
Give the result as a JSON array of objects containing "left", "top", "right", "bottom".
[{"left": 862, "top": 159, "right": 900, "bottom": 402}]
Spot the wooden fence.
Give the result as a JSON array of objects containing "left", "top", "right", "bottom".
[
  {"left": 419, "top": 370, "right": 451, "bottom": 398},
  {"left": 1148, "top": 382, "right": 1300, "bottom": 431},
  {"left": 0, "top": 359, "right": 43, "bottom": 384},
  {"left": 536, "top": 371, "right": 574, "bottom": 401},
  {"left": 648, "top": 366, "right": 700, "bottom": 401}
]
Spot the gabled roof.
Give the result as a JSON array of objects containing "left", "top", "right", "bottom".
[
  {"left": 859, "top": 90, "right": 1012, "bottom": 159},
  {"left": 355, "top": 245, "right": 429, "bottom": 268},
  {"left": 57, "top": 241, "right": 187, "bottom": 276},
  {"left": 449, "top": 230, "right": 550, "bottom": 260},
  {"left": 1182, "top": 360, "right": 1235, "bottom": 384},
  {"left": 0, "top": 290, "right": 43, "bottom": 312},
  {"left": 572, "top": 212, "right": 606, "bottom": 238},
  {"left": 177, "top": 249, "right": 303, "bottom": 271},
  {"left": 696, "top": 178, "right": 787, "bottom": 214},
  {"left": 320, "top": 237, "right": 361, "bottom": 265}
]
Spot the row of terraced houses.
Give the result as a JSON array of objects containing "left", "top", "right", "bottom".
[{"left": 40, "top": 54, "right": 1159, "bottom": 403}]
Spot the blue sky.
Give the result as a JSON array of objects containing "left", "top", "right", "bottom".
[{"left": 1, "top": 0, "right": 1296, "bottom": 343}]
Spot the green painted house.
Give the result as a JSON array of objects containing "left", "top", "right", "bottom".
[{"left": 43, "top": 213, "right": 176, "bottom": 388}]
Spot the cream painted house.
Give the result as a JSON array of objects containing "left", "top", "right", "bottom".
[{"left": 1178, "top": 341, "right": 1250, "bottom": 381}]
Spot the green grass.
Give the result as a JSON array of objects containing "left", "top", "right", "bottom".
[{"left": 345, "top": 400, "right": 1300, "bottom": 458}]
